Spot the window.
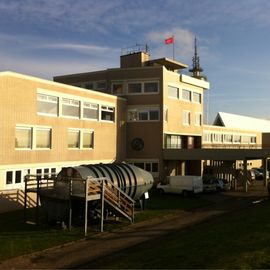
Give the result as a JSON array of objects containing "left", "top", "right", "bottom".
[
  {"left": 127, "top": 107, "right": 160, "bottom": 122},
  {"left": 14, "top": 170, "right": 22, "bottom": 184},
  {"left": 128, "top": 161, "right": 159, "bottom": 176},
  {"left": 101, "top": 106, "right": 114, "bottom": 121},
  {"left": 233, "top": 135, "right": 241, "bottom": 143},
  {"left": 224, "top": 134, "right": 233, "bottom": 143},
  {"left": 83, "top": 102, "right": 98, "bottom": 120},
  {"left": 203, "top": 133, "right": 212, "bottom": 142},
  {"left": 168, "top": 86, "right": 179, "bottom": 99},
  {"left": 37, "top": 94, "right": 58, "bottom": 116},
  {"left": 165, "top": 134, "right": 182, "bottom": 149},
  {"left": 44, "top": 168, "right": 50, "bottom": 179},
  {"left": 62, "top": 98, "right": 80, "bottom": 118},
  {"left": 164, "top": 107, "right": 168, "bottom": 122},
  {"left": 183, "top": 111, "right": 191, "bottom": 125},
  {"left": 68, "top": 130, "right": 80, "bottom": 148},
  {"left": 84, "top": 82, "right": 94, "bottom": 89},
  {"left": 96, "top": 81, "right": 106, "bottom": 90},
  {"left": 68, "top": 129, "right": 94, "bottom": 149},
  {"left": 82, "top": 131, "right": 94, "bottom": 149},
  {"left": 36, "top": 128, "right": 51, "bottom": 148},
  {"left": 15, "top": 127, "right": 32, "bottom": 149},
  {"left": 195, "top": 113, "right": 202, "bottom": 126},
  {"left": 128, "top": 83, "right": 142, "bottom": 94},
  {"left": 149, "top": 109, "right": 159, "bottom": 120},
  {"left": 182, "top": 89, "right": 192, "bottom": 101},
  {"left": 138, "top": 111, "right": 148, "bottom": 121},
  {"left": 51, "top": 168, "right": 57, "bottom": 179},
  {"left": 144, "top": 82, "right": 158, "bottom": 93},
  {"left": 213, "top": 133, "right": 223, "bottom": 143},
  {"left": 193, "top": 92, "right": 202, "bottom": 103},
  {"left": 6, "top": 171, "right": 13, "bottom": 185},
  {"left": 36, "top": 169, "right": 42, "bottom": 181},
  {"left": 251, "top": 136, "right": 256, "bottom": 143},
  {"left": 112, "top": 83, "right": 124, "bottom": 95}
]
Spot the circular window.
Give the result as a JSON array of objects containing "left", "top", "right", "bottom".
[{"left": 131, "top": 138, "right": 144, "bottom": 151}]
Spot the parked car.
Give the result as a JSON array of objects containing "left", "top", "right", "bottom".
[
  {"left": 203, "top": 178, "right": 230, "bottom": 192},
  {"left": 248, "top": 169, "right": 256, "bottom": 181},
  {"left": 214, "top": 178, "right": 231, "bottom": 191},
  {"left": 251, "top": 168, "right": 264, "bottom": 180},
  {"left": 157, "top": 175, "right": 203, "bottom": 196},
  {"left": 203, "top": 178, "right": 217, "bottom": 192}
]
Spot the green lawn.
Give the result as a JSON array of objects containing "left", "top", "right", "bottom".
[
  {"left": 0, "top": 191, "right": 210, "bottom": 261},
  {"left": 90, "top": 199, "right": 270, "bottom": 269}
]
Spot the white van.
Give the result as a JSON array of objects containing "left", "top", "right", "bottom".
[{"left": 157, "top": 175, "right": 203, "bottom": 196}]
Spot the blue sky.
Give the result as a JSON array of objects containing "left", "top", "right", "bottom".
[{"left": 1, "top": 0, "right": 270, "bottom": 122}]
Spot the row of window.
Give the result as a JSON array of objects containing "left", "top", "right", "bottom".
[
  {"left": 73, "top": 80, "right": 107, "bottom": 91},
  {"left": 127, "top": 107, "right": 160, "bottom": 122},
  {"left": 112, "top": 81, "right": 159, "bottom": 95},
  {"left": 37, "top": 93, "right": 115, "bottom": 122},
  {"left": 16, "top": 126, "right": 51, "bottom": 149},
  {"left": 15, "top": 126, "right": 94, "bottom": 150},
  {"left": 203, "top": 132, "right": 257, "bottom": 144},
  {"left": 168, "top": 85, "right": 202, "bottom": 103},
  {"left": 127, "top": 161, "right": 159, "bottom": 177},
  {"left": 6, "top": 167, "right": 57, "bottom": 185},
  {"left": 183, "top": 111, "right": 202, "bottom": 126}
]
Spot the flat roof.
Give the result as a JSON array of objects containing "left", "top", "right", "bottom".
[{"left": 147, "top": 57, "right": 188, "bottom": 70}]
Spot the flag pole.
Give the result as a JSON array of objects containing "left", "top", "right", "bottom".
[{"left": 172, "top": 35, "right": 175, "bottom": 60}]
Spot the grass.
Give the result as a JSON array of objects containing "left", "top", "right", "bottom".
[
  {"left": 0, "top": 190, "right": 210, "bottom": 261},
  {"left": 89, "top": 199, "right": 270, "bottom": 269}
]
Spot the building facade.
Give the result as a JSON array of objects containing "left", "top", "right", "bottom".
[{"left": 0, "top": 72, "right": 126, "bottom": 190}]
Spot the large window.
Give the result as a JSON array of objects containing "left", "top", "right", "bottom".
[
  {"left": 82, "top": 131, "right": 94, "bottom": 149},
  {"left": 68, "top": 130, "right": 80, "bottom": 148},
  {"left": 62, "top": 98, "right": 80, "bottom": 118},
  {"left": 165, "top": 134, "right": 182, "bottom": 149},
  {"left": 68, "top": 129, "right": 94, "bottom": 149},
  {"left": 193, "top": 92, "right": 202, "bottom": 103},
  {"left": 83, "top": 102, "right": 98, "bottom": 120},
  {"left": 144, "top": 82, "right": 158, "bottom": 93},
  {"left": 15, "top": 127, "right": 32, "bottom": 149},
  {"left": 101, "top": 106, "right": 114, "bottom": 121},
  {"left": 182, "top": 89, "right": 192, "bottom": 101},
  {"left": 96, "top": 81, "right": 106, "bottom": 90},
  {"left": 183, "top": 111, "right": 191, "bottom": 125},
  {"left": 112, "top": 82, "right": 124, "bottom": 95},
  {"left": 127, "top": 107, "right": 160, "bottom": 122},
  {"left": 128, "top": 83, "right": 142, "bottom": 94},
  {"left": 195, "top": 113, "right": 202, "bottom": 126},
  {"left": 128, "top": 161, "right": 159, "bottom": 177},
  {"left": 168, "top": 86, "right": 179, "bottom": 99},
  {"left": 36, "top": 128, "right": 51, "bottom": 148},
  {"left": 37, "top": 94, "right": 58, "bottom": 116}
]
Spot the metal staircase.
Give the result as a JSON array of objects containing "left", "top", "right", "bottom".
[{"left": 87, "top": 177, "right": 134, "bottom": 223}]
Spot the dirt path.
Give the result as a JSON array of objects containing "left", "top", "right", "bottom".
[{"left": 0, "top": 184, "right": 268, "bottom": 269}]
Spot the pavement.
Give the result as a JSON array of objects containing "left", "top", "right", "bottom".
[{"left": 0, "top": 181, "right": 268, "bottom": 269}]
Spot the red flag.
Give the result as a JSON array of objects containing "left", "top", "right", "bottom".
[{"left": 165, "top": 36, "right": 174, "bottom": 44}]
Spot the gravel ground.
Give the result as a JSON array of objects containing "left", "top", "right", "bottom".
[{"left": 0, "top": 181, "right": 268, "bottom": 269}]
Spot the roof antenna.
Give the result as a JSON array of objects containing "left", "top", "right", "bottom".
[{"left": 189, "top": 37, "right": 207, "bottom": 81}]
